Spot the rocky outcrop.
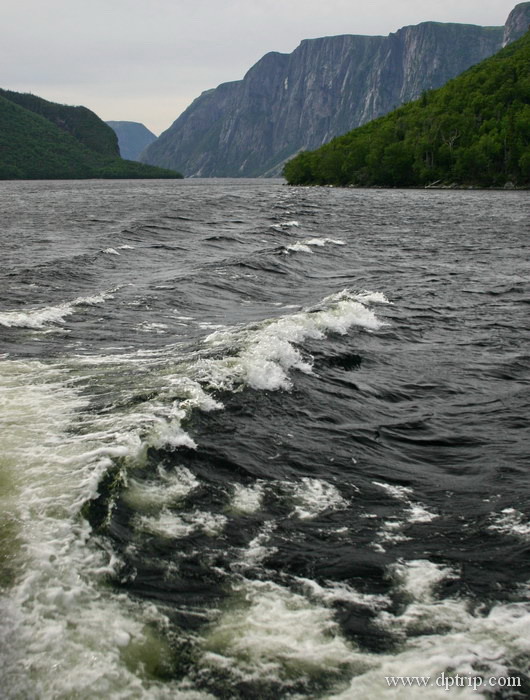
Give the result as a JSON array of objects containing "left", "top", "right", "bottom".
[
  {"left": 503, "top": 1, "right": 530, "bottom": 45},
  {"left": 141, "top": 4, "right": 530, "bottom": 177},
  {"left": 106, "top": 121, "right": 157, "bottom": 161}
]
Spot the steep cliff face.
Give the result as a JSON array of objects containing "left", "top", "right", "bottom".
[
  {"left": 106, "top": 121, "right": 157, "bottom": 161},
  {"left": 142, "top": 5, "right": 527, "bottom": 177},
  {"left": 503, "top": 1, "right": 530, "bottom": 45},
  {"left": 362, "top": 23, "right": 504, "bottom": 119}
]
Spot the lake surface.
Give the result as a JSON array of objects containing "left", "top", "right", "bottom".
[{"left": 1, "top": 179, "right": 529, "bottom": 698}]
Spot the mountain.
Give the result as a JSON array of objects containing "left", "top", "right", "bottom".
[
  {"left": 0, "top": 90, "right": 182, "bottom": 179},
  {"left": 283, "top": 30, "right": 530, "bottom": 188},
  {"left": 504, "top": 0, "right": 530, "bottom": 44},
  {"left": 141, "top": 2, "right": 530, "bottom": 178},
  {"left": 0, "top": 88, "right": 120, "bottom": 157},
  {"left": 106, "top": 121, "right": 157, "bottom": 161}
]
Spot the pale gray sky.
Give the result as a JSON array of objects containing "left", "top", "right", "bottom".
[{"left": 1, "top": 0, "right": 521, "bottom": 134}]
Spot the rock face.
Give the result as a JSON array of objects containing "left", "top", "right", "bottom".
[
  {"left": 503, "top": 1, "right": 530, "bottom": 45},
  {"left": 106, "top": 121, "right": 157, "bottom": 161},
  {"left": 141, "top": 4, "right": 530, "bottom": 177}
]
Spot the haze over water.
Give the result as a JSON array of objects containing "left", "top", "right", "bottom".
[{"left": 1, "top": 179, "right": 529, "bottom": 698}]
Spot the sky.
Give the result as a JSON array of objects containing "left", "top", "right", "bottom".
[{"left": 1, "top": 0, "right": 522, "bottom": 135}]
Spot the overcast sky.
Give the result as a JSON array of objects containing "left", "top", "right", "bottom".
[{"left": 1, "top": 0, "right": 521, "bottom": 134}]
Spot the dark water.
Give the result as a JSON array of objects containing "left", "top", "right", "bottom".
[{"left": 0, "top": 179, "right": 529, "bottom": 699}]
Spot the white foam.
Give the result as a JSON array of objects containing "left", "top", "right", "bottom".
[
  {"left": 354, "top": 291, "right": 392, "bottom": 305},
  {"left": 72, "top": 287, "right": 385, "bottom": 403},
  {"left": 137, "top": 322, "right": 169, "bottom": 334},
  {"left": 137, "top": 509, "right": 226, "bottom": 539},
  {"left": 328, "top": 562, "right": 530, "bottom": 698},
  {"left": 230, "top": 482, "right": 265, "bottom": 514},
  {"left": 144, "top": 407, "right": 197, "bottom": 451},
  {"left": 201, "top": 579, "right": 358, "bottom": 679},
  {"left": 197, "top": 322, "right": 227, "bottom": 330},
  {"left": 237, "top": 522, "right": 278, "bottom": 568},
  {"left": 0, "top": 359, "right": 208, "bottom": 698},
  {"left": 296, "top": 578, "right": 391, "bottom": 610},
  {"left": 270, "top": 220, "right": 300, "bottom": 231},
  {"left": 102, "top": 247, "right": 121, "bottom": 255},
  {"left": 0, "top": 289, "right": 116, "bottom": 329},
  {"left": 166, "top": 376, "right": 223, "bottom": 414},
  {"left": 0, "top": 302, "right": 76, "bottom": 328},
  {"left": 285, "top": 242, "right": 313, "bottom": 253},
  {"left": 285, "top": 237, "right": 346, "bottom": 254},
  {"left": 372, "top": 481, "right": 438, "bottom": 550},
  {"left": 44, "top": 290, "right": 386, "bottom": 478},
  {"left": 406, "top": 504, "right": 438, "bottom": 523},
  {"left": 194, "top": 557, "right": 530, "bottom": 697},
  {"left": 201, "top": 289, "right": 386, "bottom": 392},
  {"left": 390, "top": 559, "right": 458, "bottom": 604},
  {"left": 10, "top": 348, "right": 523, "bottom": 698},
  {"left": 375, "top": 519, "right": 411, "bottom": 547},
  {"left": 124, "top": 466, "right": 199, "bottom": 511},
  {"left": 373, "top": 481, "right": 413, "bottom": 500},
  {"left": 69, "top": 372, "right": 222, "bottom": 459},
  {"left": 306, "top": 237, "right": 346, "bottom": 246},
  {"left": 291, "top": 477, "right": 348, "bottom": 520},
  {"left": 489, "top": 508, "right": 530, "bottom": 539}
]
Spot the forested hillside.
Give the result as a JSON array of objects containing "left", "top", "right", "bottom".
[
  {"left": 283, "top": 31, "right": 530, "bottom": 188},
  {"left": 0, "top": 90, "right": 182, "bottom": 179},
  {"left": 0, "top": 88, "right": 121, "bottom": 157}
]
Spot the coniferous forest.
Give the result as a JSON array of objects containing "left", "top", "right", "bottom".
[
  {"left": 0, "top": 89, "right": 182, "bottom": 179},
  {"left": 283, "top": 31, "right": 530, "bottom": 188}
]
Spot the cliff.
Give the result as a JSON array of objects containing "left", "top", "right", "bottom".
[
  {"left": 106, "top": 121, "right": 157, "bottom": 161},
  {"left": 141, "top": 3, "right": 530, "bottom": 177},
  {"left": 503, "top": 1, "right": 530, "bottom": 44},
  {"left": 283, "top": 30, "right": 530, "bottom": 188}
]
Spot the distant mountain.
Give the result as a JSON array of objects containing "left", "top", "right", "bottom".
[
  {"left": 283, "top": 30, "right": 530, "bottom": 188},
  {"left": 0, "top": 90, "right": 182, "bottom": 179},
  {"left": 141, "top": 2, "right": 530, "bottom": 178},
  {"left": 106, "top": 121, "right": 157, "bottom": 161}
]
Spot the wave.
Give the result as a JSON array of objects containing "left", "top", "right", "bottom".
[
  {"left": 194, "top": 560, "right": 530, "bottom": 696},
  {"left": 63, "top": 287, "right": 388, "bottom": 460},
  {"left": 284, "top": 237, "right": 346, "bottom": 254},
  {"left": 196, "top": 288, "right": 387, "bottom": 392},
  {"left": 2, "top": 285, "right": 529, "bottom": 697},
  {"left": 0, "top": 289, "right": 118, "bottom": 329},
  {"left": 270, "top": 220, "right": 300, "bottom": 231},
  {"left": 0, "top": 359, "right": 211, "bottom": 699}
]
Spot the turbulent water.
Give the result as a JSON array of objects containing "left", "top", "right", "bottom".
[{"left": 0, "top": 179, "right": 529, "bottom": 699}]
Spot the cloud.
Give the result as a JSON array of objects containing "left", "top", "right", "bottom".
[{"left": 0, "top": 0, "right": 519, "bottom": 133}]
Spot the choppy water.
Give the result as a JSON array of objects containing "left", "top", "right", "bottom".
[{"left": 0, "top": 179, "right": 529, "bottom": 699}]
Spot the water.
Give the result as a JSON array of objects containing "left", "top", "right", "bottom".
[{"left": 0, "top": 179, "right": 529, "bottom": 699}]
